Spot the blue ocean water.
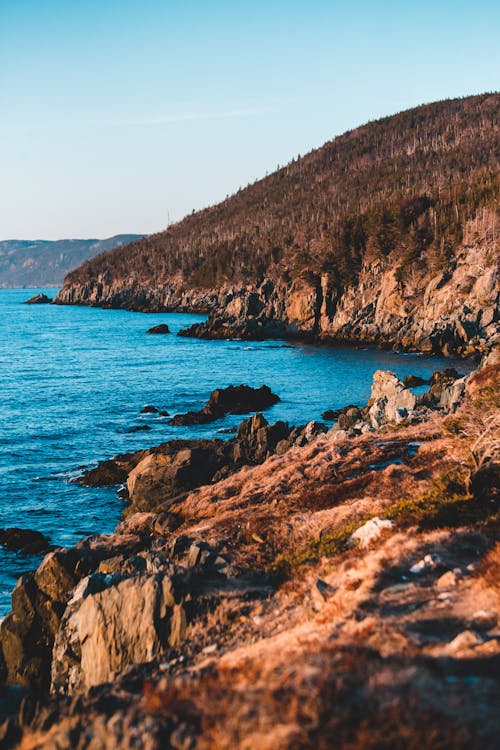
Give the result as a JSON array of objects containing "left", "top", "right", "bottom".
[{"left": 0, "top": 288, "right": 474, "bottom": 616}]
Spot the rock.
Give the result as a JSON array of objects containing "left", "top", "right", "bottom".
[
  {"left": 159, "top": 410, "right": 170, "bottom": 417},
  {"left": 141, "top": 405, "right": 159, "bottom": 414},
  {"left": 403, "top": 375, "right": 428, "bottom": 388},
  {"left": 438, "top": 376, "right": 467, "bottom": 413},
  {"left": 0, "top": 527, "right": 51, "bottom": 555},
  {"left": 169, "top": 384, "right": 279, "bottom": 426},
  {"left": 76, "top": 451, "right": 144, "bottom": 487},
  {"left": 147, "top": 323, "right": 170, "bottom": 334},
  {"left": 338, "top": 407, "right": 362, "bottom": 430},
  {"left": 368, "top": 371, "right": 416, "bottom": 428},
  {"left": 127, "top": 447, "right": 221, "bottom": 511},
  {"left": 480, "top": 347, "right": 500, "bottom": 369},
  {"left": 321, "top": 409, "right": 340, "bottom": 420},
  {"left": 410, "top": 554, "right": 438, "bottom": 574},
  {"left": 0, "top": 539, "right": 149, "bottom": 692},
  {"left": 233, "top": 418, "right": 290, "bottom": 464},
  {"left": 0, "top": 550, "right": 82, "bottom": 691},
  {"left": 429, "top": 368, "right": 461, "bottom": 385},
  {"left": 187, "top": 541, "right": 212, "bottom": 568},
  {"left": 51, "top": 573, "right": 182, "bottom": 693},
  {"left": 126, "top": 424, "right": 151, "bottom": 433},
  {"left": 314, "top": 579, "right": 336, "bottom": 601},
  {"left": 303, "top": 421, "right": 328, "bottom": 442},
  {"left": 417, "top": 368, "right": 463, "bottom": 408},
  {"left": 24, "top": 293, "right": 52, "bottom": 304},
  {"left": 327, "top": 428, "right": 349, "bottom": 442},
  {"left": 435, "top": 571, "right": 457, "bottom": 589},
  {"left": 350, "top": 518, "right": 393, "bottom": 548},
  {"left": 446, "top": 630, "right": 483, "bottom": 655}
]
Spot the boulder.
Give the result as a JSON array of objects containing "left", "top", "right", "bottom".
[
  {"left": 76, "top": 451, "right": 145, "bottom": 487},
  {"left": 368, "top": 371, "right": 416, "bottom": 428},
  {"left": 24, "top": 293, "right": 52, "bottom": 305},
  {"left": 127, "top": 447, "right": 221, "bottom": 510},
  {"left": 350, "top": 518, "right": 393, "bottom": 548},
  {"left": 418, "top": 368, "right": 462, "bottom": 407},
  {"left": 0, "top": 540, "right": 148, "bottom": 692},
  {"left": 0, "top": 528, "right": 51, "bottom": 555},
  {"left": 233, "top": 416, "right": 290, "bottom": 464},
  {"left": 438, "top": 375, "right": 468, "bottom": 413},
  {"left": 0, "top": 550, "right": 82, "bottom": 691},
  {"left": 208, "top": 384, "right": 279, "bottom": 414},
  {"left": 51, "top": 573, "right": 182, "bottom": 693},
  {"left": 146, "top": 324, "right": 170, "bottom": 334},
  {"left": 338, "top": 407, "right": 362, "bottom": 430},
  {"left": 303, "top": 421, "right": 328, "bottom": 442}
]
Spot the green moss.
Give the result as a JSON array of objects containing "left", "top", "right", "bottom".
[
  {"left": 270, "top": 521, "right": 361, "bottom": 577},
  {"left": 382, "top": 466, "right": 498, "bottom": 529}
]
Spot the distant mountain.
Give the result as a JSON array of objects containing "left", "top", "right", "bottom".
[{"left": 0, "top": 235, "right": 145, "bottom": 288}]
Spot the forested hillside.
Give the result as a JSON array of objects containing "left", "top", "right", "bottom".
[{"left": 63, "top": 94, "right": 499, "bottom": 291}]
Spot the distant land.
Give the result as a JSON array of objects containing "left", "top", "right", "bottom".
[{"left": 0, "top": 235, "right": 145, "bottom": 288}]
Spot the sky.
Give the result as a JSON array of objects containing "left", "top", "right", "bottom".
[{"left": 0, "top": 0, "right": 499, "bottom": 240}]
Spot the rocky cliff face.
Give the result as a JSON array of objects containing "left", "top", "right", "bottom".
[{"left": 56, "top": 241, "right": 499, "bottom": 357}]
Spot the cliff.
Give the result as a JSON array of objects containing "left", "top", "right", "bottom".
[{"left": 55, "top": 94, "right": 499, "bottom": 357}]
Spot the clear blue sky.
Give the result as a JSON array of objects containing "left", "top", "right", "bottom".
[{"left": 1, "top": 0, "right": 498, "bottom": 239}]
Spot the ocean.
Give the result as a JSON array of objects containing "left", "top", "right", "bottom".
[{"left": 0, "top": 288, "right": 474, "bottom": 616}]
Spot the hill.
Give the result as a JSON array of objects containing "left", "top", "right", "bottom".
[
  {"left": 56, "top": 94, "right": 499, "bottom": 357},
  {"left": 0, "top": 235, "right": 144, "bottom": 288}
]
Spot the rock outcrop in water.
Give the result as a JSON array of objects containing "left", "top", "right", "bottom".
[
  {"left": 0, "top": 359, "right": 499, "bottom": 748},
  {"left": 23, "top": 294, "right": 52, "bottom": 305},
  {"left": 168, "top": 384, "right": 280, "bottom": 426},
  {"left": 146, "top": 324, "right": 170, "bottom": 334},
  {"left": 0, "top": 528, "right": 52, "bottom": 555}
]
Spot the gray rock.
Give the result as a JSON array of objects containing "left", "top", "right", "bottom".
[
  {"left": 438, "top": 375, "right": 468, "bottom": 413},
  {"left": 51, "top": 573, "right": 183, "bottom": 693},
  {"left": 368, "top": 370, "right": 416, "bottom": 428}
]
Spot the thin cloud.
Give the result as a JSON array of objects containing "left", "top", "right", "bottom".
[{"left": 119, "top": 106, "right": 278, "bottom": 127}]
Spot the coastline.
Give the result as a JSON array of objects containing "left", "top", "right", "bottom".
[{"left": 1, "top": 348, "right": 498, "bottom": 747}]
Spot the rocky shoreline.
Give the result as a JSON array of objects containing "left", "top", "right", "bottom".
[
  {"left": 54, "top": 242, "right": 499, "bottom": 359},
  {"left": 1, "top": 351, "right": 498, "bottom": 748}
]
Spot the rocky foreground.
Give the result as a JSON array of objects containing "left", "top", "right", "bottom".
[{"left": 0, "top": 354, "right": 499, "bottom": 749}]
